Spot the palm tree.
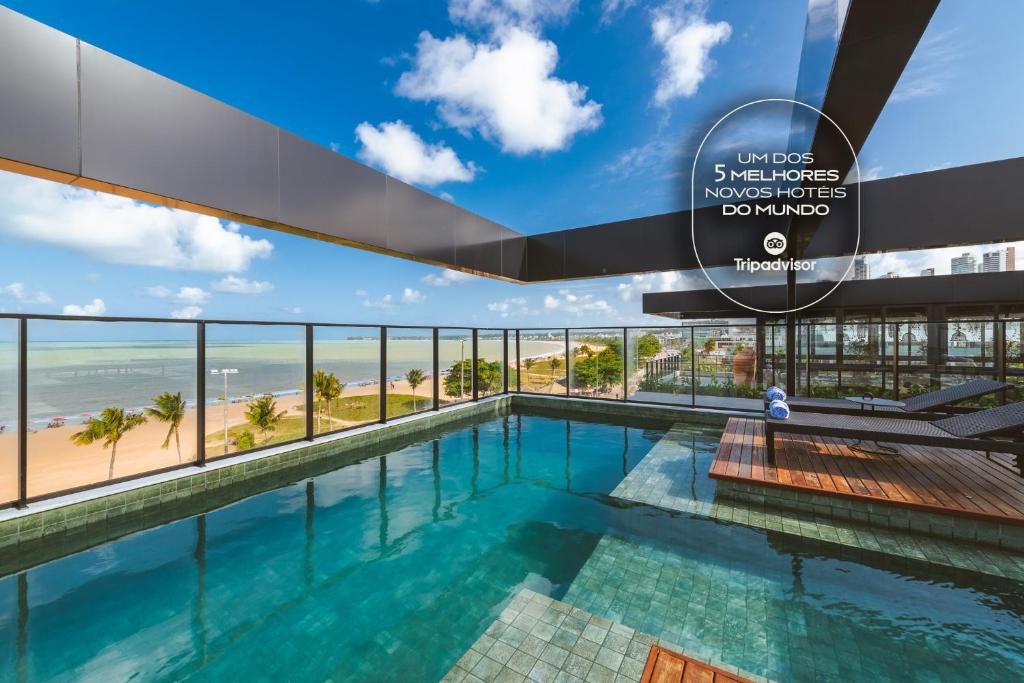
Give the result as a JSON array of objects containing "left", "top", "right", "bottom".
[
  {"left": 313, "top": 368, "right": 336, "bottom": 433},
  {"left": 70, "top": 407, "right": 147, "bottom": 479},
  {"left": 145, "top": 391, "right": 187, "bottom": 463},
  {"left": 406, "top": 368, "right": 425, "bottom": 411},
  {"left": 245, "top": 394, "right": 287, "bottom": 444},
  {"left": 322, "top": 372, "right": 343, "bottom": 428},
  {"left": 550, "top": 357, "right": 562, "bottom": 386},
  {"left": 523, "top": 357, "right": 536, "bottom": 385}
]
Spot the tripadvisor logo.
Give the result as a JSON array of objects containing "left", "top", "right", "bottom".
[{"left": 733, "top": 231, "right": 817, "bottom": 272}]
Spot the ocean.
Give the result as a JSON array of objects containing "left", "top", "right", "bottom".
[{"left": 0, "top": 338, "right": 565, "bottom": 427}]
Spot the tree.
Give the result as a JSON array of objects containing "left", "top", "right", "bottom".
[
  {"left": 635, "top": 333, "right": 661, "bottom": 362},
  {"left": 314, "top": 369, "right": 343, "bottom": 432},
  {"left": 236, "top": 430, "right": 256, "bottom": 451},
  {"left": 71, "top": 407, "right": 147, "bottom": 479},
  {"left": 523, "top": 357, "right": 536, "bottom": 384},
  {"left": 406, "top": 368, "right": 425, "bottom": 410},
  {"left": 145, "top": 391, "right": 187, "bottom": 463},
  {"left": 245, "top": 394, "right": 287, "bottom": 444},
  {"left": 444, "top": 359, "right": 473, "bottom": 398},
  {"left": 550, "top": 356, "right": 562, "bottom": 384},
  {"left": 578, "top": 344, "right": 593, "bottom": 358}
]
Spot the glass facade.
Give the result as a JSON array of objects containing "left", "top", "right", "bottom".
[
  {"left": 312, "top": 326, "right": 381, "bottom": 434},
  {"left": 27, "top": 320, "right": 198, "bottom": 497},
  {"left": 386, "top": 328, "right": 434, "bottom": 417},
  {"left": 518, "top": 329, "right": 566, "bottom": 395},
  {"left": 205, "top": 324, "right": 304, "bottom": 457}
]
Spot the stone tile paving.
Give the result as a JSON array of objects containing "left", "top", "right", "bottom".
[
  {"left": 442, "top": 588, "right": 767, "bottom": 683},
  {"left": 609, "top": 423, "right": 719, "bottom": 516},
  {"left": 612, "top": 423, "right": 1024, "bottom": 583}
]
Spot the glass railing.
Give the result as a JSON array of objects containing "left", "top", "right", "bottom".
[{"left": 2, "top": 312, "right": 1020, "bottom": 507}]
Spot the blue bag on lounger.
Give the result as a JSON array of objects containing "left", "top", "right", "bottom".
[
  {"left": 768, "top": 399, "right": 790, "bottom": 420},
  {"left": 766, "top": 386, "right": 787, "bottom": 402}
]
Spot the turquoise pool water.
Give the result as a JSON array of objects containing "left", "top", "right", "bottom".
[{"left": 1, "top": 412, "right": 1023, "bottom": 682}]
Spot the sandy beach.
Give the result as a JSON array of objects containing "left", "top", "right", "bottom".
[{"left": 0, "top": 374, "right": 488, "bottom": 500}]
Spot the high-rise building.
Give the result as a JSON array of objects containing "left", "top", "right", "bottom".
[
  {"left": 920, "top": 268, "right": 935, "bottom": 276},
  {"left": 951, "top": 252, "right": 978, "bottom": 275},
  {"left": 982, "top": 247, "right": 1017, "bottom": 272},
  {"left": 852, "top": 256, "right": 870, "bottom": 280},
  {"left": 880, "top": 272, "right": 899, "bottom": 279}
]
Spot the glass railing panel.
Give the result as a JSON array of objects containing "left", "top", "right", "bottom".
[
  {"left": 838, "top": 321, "right": 894, "bottom": 398},
  {"left": 518, "top": 330, "right": 567, "bottom": 395},
  {"left": 27, "top": 320, "right": 198, "bottom": 497},
  {"left": 507, "top": 332, "right": 518, "bottom": 391},
  {"left": 798, "top": 323, "right": 839, "bottom": 398},
  {"left": 568, "top": 329, "right": 624, "bottom": 399},
  {"left": 312, "top": 326, "right": 381, "bottom": 435},
  {"left": 205, "top": 324, "right": 304, "bottom": 458},
  {"left": 438, "top": 329, "right": 473, "bottom": 407},
  {"left": 476, "top": 330, "right": 505, "bottom": 398},
  {"left": 386, "top": 328, "right": 435, "bottom": 417},
  {"left": 0, "top": 320, "right": 17, "bottom": 504},
  {"left": 1005, "top": 320, "right": 1024, "bottom": 403},
  {"left": 764, "top": 323, "right": 787, "bottom": 390},
  {"left": 693, "top": 325, "right": 760, "bottom": 407},
  {"left": 627, "top": 327, "right": 691, "bottom": 405}
]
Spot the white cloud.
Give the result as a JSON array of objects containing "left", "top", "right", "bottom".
[
  {"left": 651, "top": 1, "right": 731, "bottom": 105},
  {"left": 63, "top": 298, "right": 106, "bottom": 316},
  {"left": 144, "top": 285, "right": 172, "bottom": 298},
  {"left": 449, "top": 0, "right": 577, "bottom": 32},
  {"left": 890, "top": 29, "right": 960, "bottom": 103},
  {"left": 396, "top": 28, "right": 602, "bottom": 154},
  {"left": 170, "top": 305, "right": 202, "bottom": 320},
  {"left": 355, "top": 120, "right": 478, "bottom": 186},
  {"left": 421, "top": 269, "right": 474, "bottom": 286},
  {"left": 614, "top": 270, "right": 707, "bottom": 301},
  {"left": 0, "top": 172, "right": 274, "bottom": 272},
  {"left": 600, "top": 0, "right": 639, "bottom": 24},
  {"left": 402, "top": 287, "right": 426, "bottom": 304},
  {"left": 175, "top": 287, "right": 210, "bottom": 305},
  {"left": 212, "top": 275, "right": 274, "bottom": 294},
  {"left": 543, "top": 289, "right": 615, "bottom": 315},
  {"left": 1, "top": 282, "right": 52, "bottom": 305},
  {"left": 805, "top": 0, "right": 849, "bottom": 43},
  {"left": 361, "top": 293, "right": 396, "bottom": 310},
  {"left": 487, "top": 296, "right": 529, "bottom": 317},
  {"left": 354, "top": 289, "right": 368, "bottom": 297}
]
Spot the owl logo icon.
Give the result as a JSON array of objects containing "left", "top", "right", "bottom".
[{"left": 763, "top": 232, "right": 787, "bottom": 256}]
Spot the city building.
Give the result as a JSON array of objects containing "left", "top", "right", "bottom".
[
  {"left": 983, "top": 246, "right": 1017, "bottom": 272},
  {"left": 852, "top": 256, "right": 870, "bottom": 280},
  {"left": 920, "top": 267, "right": 935, "bottom": 276},
  {"left": 951, "top": 252, "right": 978, "bottom": 274}
]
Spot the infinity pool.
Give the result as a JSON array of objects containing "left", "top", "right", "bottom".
[{"left": 1, "top": 412, "right": 1022, "bottom": 681}]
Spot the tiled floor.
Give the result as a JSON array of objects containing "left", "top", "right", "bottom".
[
  {"left": 611, "top": 423, "right": 1024, "bottom": 582},
  {"left": 610, "top": 424, "right": 719, "bottom": 516},
  {"left": 442, "top": 588, "right": 765, "bottom": 683}
]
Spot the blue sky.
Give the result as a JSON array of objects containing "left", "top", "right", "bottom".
[{"left": 1, "top": 0, "right": 1022, "bottom": 327}]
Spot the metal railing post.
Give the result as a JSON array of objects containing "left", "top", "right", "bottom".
[
  {"left": 196, "top": 322, "right": 206, "bottom": 467},
  {"left": 379, "top": 327, "right": 387, "bottom": 423},
  {"left": 17, "top": 318, "right": 27, "bottom": 508},
  {"left": 305, "top": 325, "right": 314, "bottom": 440},
  {"left": 432, "top": 328, "right": 440, "bottom": 411},
  {"left": 472, "top": 329, "right": 479, "bottom": 402}
]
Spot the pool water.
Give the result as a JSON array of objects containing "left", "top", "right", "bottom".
[{"left": 1, "top": 412, "right": 1023, "bottom": 682}]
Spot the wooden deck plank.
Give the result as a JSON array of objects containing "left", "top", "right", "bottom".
[
  {"left": 640, "top": 645, "right": 753, "bottom": 683},
  {"left": 709, "top": 418, "right": 1024, "bottom": 526}
]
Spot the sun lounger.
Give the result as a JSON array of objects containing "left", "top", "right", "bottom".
[
  {"left": 765, "top": 401, "right": 1024, "bottom": 473},
  {"left": 785, "top": 379, "right": 1011, "bottom": 417}
]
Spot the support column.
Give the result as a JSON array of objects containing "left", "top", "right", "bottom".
[{"left": 785, "top": 268, "right": 796, "bottom": 395}]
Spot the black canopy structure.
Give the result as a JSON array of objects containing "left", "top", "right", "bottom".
[{"left": 2, "top": 0, "right": 1022, "bottom": 394}]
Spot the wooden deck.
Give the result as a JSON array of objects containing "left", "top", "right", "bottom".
[
  {"left": 710, "top": 417, "right": 1024, "bottom": 525},
  {"left": 640, "top": 645, "right": 750, "bottom": 683}
]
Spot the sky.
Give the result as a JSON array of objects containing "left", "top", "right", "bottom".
[{"left": 1, "top": 0, "right": 1023, "bottom": 328}]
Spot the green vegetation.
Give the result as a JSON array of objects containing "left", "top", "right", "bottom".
[
  {"left": 571, "top": 337, "right": 623, "bottom": 390},
  {"left": 313, "top": 369, "right": 344, "bottom": 434},
  {"left": 236, "top": 430, "right": 256, "bottom": 451},
  {"left": 406, "top": 368, "right": 425, "bottom": 410},
  {"left": 144, "top": 391, "right": 187, "bottom": 463},
  {"left": 70, "top": 407, "right": 148, "bottom": 479},
  {"left": 443, "top": 358, "right": 503, "bottom": 398},
  {"left": 635, "top": 333, "right": 661, "bottom": 362},
  {"left": 244, "top": 394, "right": 288, "bottom": 444}
]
